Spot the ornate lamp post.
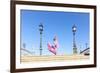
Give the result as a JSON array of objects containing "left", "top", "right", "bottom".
[
  {"left": 72, "top": 24, "right": 77, "bottom": 54},
  {"left": 39, "top": 23, "right": 43, "bottom": 56}
]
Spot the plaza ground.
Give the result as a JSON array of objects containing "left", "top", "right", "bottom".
[{"left": 21, "top": 54, "right": 89, "bottom": 62}]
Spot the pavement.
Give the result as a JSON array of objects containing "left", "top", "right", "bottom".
[{"left": 21, "top": 54, "right": 89, "bottom": 62}]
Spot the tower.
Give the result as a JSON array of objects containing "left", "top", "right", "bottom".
[
  {"left": 39, "top": 23, "right": 43, "bottom": 55},
  {"left": 72, "top": 24, "right": 77, "bottom": 54}
]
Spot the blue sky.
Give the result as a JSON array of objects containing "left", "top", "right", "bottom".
[{"left": 21, "top": 10, "right": 90, "bottom": 56}]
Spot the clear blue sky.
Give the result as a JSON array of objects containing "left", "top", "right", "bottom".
[{"left": 21, "top": 9, "right": 90, "bottom": 56}]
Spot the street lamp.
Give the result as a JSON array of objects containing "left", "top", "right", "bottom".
[
  {"left": 39, "top": 23, "right": 43, "bottom": 56},
  {"left": 72, "top": 24, "right": 77, "bottom": 54}
]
